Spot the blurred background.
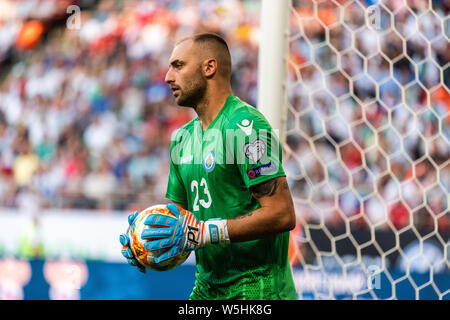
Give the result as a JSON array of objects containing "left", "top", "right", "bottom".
[
  {"left": 0, "top": 0, "right": 448, "bottom": 299},
  {"left": 0, "top": 0, "right": 261, "bottom": 212}
]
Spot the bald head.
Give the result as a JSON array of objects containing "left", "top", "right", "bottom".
[{"left": 175, "top": 33, "right": 232, "bottom": 80}]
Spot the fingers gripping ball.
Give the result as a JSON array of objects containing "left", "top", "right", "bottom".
[{"left": 125, "top": 205, "right": 191, "bottom": 271}]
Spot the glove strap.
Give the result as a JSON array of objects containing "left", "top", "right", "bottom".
[{"left": 202, "top": 219, "right": 230, "bottom": 246}]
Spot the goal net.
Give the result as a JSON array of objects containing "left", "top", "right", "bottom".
[{"left": 264, "top": 0, "right": 449, "bottom": 299}]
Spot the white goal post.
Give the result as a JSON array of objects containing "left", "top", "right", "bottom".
[
  {"left": 258, "top": 0, "right": 449, "bottom": 300},
  {"left": 257, "top": 0, "right": 290, "bottom": 143}
]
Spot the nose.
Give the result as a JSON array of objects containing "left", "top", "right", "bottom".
[{"left": 165, "top": 68, "right": 174, "bottom": 84}]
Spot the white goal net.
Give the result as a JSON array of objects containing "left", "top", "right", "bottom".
[{"left": 276, "top": 0, "right": 449, "bottom": 299}]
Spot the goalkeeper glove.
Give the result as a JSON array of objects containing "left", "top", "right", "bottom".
[
  {"left": 119, "top": 212, "right": 146, "bottom": 274},
  {"left": 141, "top": 203, "right": 230, "bottom": 263}
]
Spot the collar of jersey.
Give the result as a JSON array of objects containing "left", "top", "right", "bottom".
[{"left": 196, "top": 93, "right": 235, "bottom": 133}]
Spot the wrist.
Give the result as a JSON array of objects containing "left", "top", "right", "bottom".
[{"left": 201, "top": 219, "right": 230, "bottom": 247}]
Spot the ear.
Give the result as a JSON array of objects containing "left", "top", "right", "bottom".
[{"left": 203, "top": 58, "right": 218, "bottom": 78}]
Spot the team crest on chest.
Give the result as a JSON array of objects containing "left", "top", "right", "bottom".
[{"left": 203, "top": 151, "right": 215, "bottom": 173}]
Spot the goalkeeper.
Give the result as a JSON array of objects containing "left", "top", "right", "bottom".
[{"left": 120, "top": 33, "right": 297, "bottom": 300}]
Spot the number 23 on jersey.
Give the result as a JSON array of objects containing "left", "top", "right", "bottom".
[{"left": 191, "top": 178, "right": 212, "bottom": 211}]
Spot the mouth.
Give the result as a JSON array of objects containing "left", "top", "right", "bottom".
[{"left": 170, "top": 86, "right": 180, "bottom": 97}]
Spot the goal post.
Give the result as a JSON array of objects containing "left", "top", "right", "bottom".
[
  {"left": 258, "top": 0, "right": 450, "bottom": 300},
  {"left": 257, "top": 0, "right": 290, "bottom": 142}
]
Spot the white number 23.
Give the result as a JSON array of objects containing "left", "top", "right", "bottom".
[{"left": 191, "top": 178, "right": 212, "bottom": 211}]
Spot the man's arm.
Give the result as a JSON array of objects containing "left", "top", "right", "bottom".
[
  {"left": 140, "top": 176, "right": 295, "bottom": 263},
  {"left": 227, "top": 176, "right": 296, "bottom": 242}
]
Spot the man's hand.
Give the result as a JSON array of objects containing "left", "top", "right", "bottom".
[
  {"left": 141, "top": 203, "right": 229, "bottom": 263},
  {"left": 119, "top": 212, "right": 146, "bottom": 273}
]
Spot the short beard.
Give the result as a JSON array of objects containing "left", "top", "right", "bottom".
[{"left": 176, "top": 71, "right": 207, "bottom": 109}]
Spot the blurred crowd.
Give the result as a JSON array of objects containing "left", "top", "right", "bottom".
[
  {"left": 0, "top": 0, "right": 448, "bottom": 234},
  {"left": 284, "top": 0, "right": 449, "bottom": 233},
  {"left": 0, "top": 0, "right": 260, "bottom": 212}
]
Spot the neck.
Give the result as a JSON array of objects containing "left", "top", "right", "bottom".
[{"left": 196, "top": 84, "right": 232, "bottom": 130}]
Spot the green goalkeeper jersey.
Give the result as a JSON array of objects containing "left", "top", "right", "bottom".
[{"left": 165, "top": 93, "right": 297, "bottom": 300}]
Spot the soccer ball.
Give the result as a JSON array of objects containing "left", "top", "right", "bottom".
[{"left": 123, "top": 204, "right": 191, "bottom": 271}]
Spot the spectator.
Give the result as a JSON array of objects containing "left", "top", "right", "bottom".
[{"left": 13, "top": 139, "right": 39, "bottom": 188}]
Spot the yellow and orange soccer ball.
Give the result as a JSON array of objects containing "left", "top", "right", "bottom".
[{"left": 122, "top": 204, "right": 191, "bottom": 271}]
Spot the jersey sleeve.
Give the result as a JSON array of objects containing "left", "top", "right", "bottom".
[
  {"left": 165, "top": 131, "right": 188, "bottom": 204},
  {"left": 225, "top": 111, "right": 286, "bottom": 190}
]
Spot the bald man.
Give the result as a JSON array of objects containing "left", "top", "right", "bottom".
[{"left": 120, "top": 33, "right": 297, "bottom": 300}]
